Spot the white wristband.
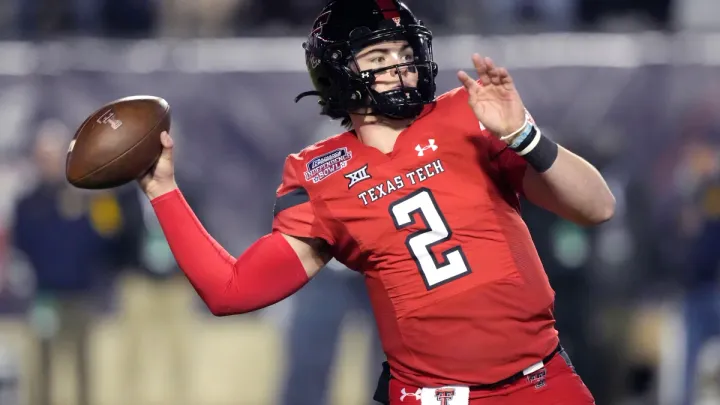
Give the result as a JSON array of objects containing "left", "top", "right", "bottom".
[
  {"left": 499, "top": 116, "right": 530, "bottom": 143},
  {"left": 515, "top": 128, "right": 542, "bottom": 156}
]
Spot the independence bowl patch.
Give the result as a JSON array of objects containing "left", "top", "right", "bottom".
[{"left": 304, "top": 147, "right": 353, "bottom": 183}]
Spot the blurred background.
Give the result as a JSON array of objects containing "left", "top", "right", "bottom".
[{"left": 0, "top": 0, "right": 718, "bottom": 404}]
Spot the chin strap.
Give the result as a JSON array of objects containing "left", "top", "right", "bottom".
[{"left": 294, "top": 91, "right": 322, "bottom": 103}]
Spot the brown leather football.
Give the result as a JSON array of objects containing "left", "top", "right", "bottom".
[{"left": 66, "top": 95, "right": 171, "bottom": 189}]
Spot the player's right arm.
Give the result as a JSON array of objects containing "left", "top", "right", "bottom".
[
  {"left": 280, "top": 234, "right": 331, "bottom": 278},
  {"left": 138, "top": 132, "right": 330, "bottom": 316}
]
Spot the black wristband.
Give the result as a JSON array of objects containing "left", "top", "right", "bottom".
[{"left": 510, "top": 125, "right": 558, "bottom": 173}]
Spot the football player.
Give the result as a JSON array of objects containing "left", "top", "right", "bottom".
[{"left": 139, "top": 1, "right": 614, "bottom": 404}]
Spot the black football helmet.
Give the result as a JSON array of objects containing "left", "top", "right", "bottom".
[{"left": 296, "top": 0, "right": 439, "bottom": 121}]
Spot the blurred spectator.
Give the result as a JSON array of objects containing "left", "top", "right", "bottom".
[
  {"left": 9, "top": 120, "right": 129, "bottom": 405},
  {"left": 280, "top": 260, "right": 385, "bottom": 405},
  {"left": 676, "top": 140, "right": 720, "bottom": 405},
  {"left": 648, "top": 98, "right": 720, "bottom": 405}
]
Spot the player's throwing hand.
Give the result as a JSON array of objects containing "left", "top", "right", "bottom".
[
  {"left": 457, "top": 54, "right": 527, "bottom": 139},
  {"left": 138, "top": 131, "right": 178, "bottom": 199}
]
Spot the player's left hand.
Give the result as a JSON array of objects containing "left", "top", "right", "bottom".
[{"left": 457, "top": 54, "right": 527, "bottom": 138}]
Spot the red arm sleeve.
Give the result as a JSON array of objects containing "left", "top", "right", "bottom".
[
  {"left": 151, "top": 190, "right": 309, "bottom": 316},
  {"left": 272, "top": 155, "right": 335, "bottom": 245}
]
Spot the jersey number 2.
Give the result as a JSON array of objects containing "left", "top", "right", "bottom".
[{"left": 389, "top": 188, "right": 471, "bottom": 290}]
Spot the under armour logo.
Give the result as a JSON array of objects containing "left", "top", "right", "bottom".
[
  {"left": 399, "top": 388, "right": 421, "bottom": 401},
  {"left": 435, "top": 387, "right": 456, "bottom": 405},
  {"left": 361, "top": 71, "right": 371, "bottom": 79},
  {"left": 393, "top": 17, "right": 402, "bottom": 26},
  {"left": 415, "top": 139, "right": 437, "bottom": 156},
  {"left": 344, "top": 164, "right": 371, "bottom": 189}
]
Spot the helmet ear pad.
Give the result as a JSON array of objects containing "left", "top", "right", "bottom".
[{"left": 304, "top": 50, "right": 371, "bottom": 118}]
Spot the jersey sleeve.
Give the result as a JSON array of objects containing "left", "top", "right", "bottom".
[{"left": 272, "top": 155, "right": 335, "bottom": 245}]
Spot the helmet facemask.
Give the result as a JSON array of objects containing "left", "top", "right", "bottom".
[
  {"left": 298, "top": 14, "right": 438, "bottom": 123},
  {"left": 340, "top": 27, "right": 437, "bottom": 120}
]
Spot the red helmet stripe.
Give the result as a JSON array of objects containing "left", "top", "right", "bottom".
[{"left": 375, "top": 0, "right": 401, "bottom": 21}]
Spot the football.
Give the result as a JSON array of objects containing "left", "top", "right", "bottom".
[{"left": 66, "top": 95, "right": 171, "bottom": 189}]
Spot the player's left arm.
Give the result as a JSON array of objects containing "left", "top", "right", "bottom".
[
  {"left": 520, "top": 144, "right": 615, "bottom": 225},
  {"left": 458, "top": 54, "right": 616, "bottom": 226}
]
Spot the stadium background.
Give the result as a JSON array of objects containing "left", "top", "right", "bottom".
[{"left": 0, "top": 0, "right": 718, "bottom": 404}]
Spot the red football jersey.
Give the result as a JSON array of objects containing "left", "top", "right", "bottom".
[{"left": 272, "top": 86, "right": 559, "bottom": 387}]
